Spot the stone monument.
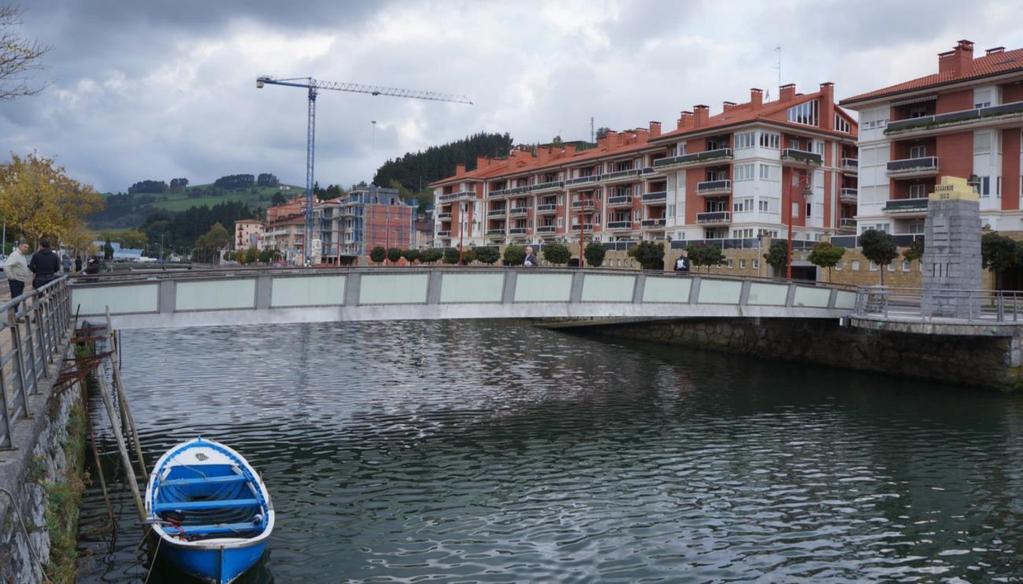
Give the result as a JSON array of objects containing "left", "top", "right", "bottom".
[{"left": 921, "top": 176, "right": 982, "bottom": 317}]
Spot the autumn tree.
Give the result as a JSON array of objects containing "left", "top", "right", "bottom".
[
  {"left": 1, "top": 6, "right": 48, "bottom": 100},
  {"left": 194, "top": 222, "right": 230, "bottom": 263},
  {"left": 0, "top": 152, "right": 104, "bottom": 245}
]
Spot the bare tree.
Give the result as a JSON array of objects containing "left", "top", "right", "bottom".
[{"left": 0, "top": 5, "right": 48, "bottom": 100}]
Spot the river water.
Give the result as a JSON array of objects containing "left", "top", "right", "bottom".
[{"left": 76, "top": 320, "right": 1023, "bottom": 583}]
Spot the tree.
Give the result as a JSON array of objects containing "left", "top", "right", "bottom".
[
  {"left": 542, "top": 242, "right": 571, "bottom": 266},
  {"left": 462, "top": 248, "right": 477, "bottom": 265},
  {"left": 194, "top": 222, "right": 230, "bottom": 263},
  {"left": 628, "top": 241, "right": 664, "bottom": 270},
  {"left": 982, "top": 231, "right": 1020, "bottom": 290},
  {"left": 595, "top": 127, "right": 611, "bottom": 140},
  {"left": 387, "top": 247, "right": 402, "bottom": 263},
  {"left": 420, "top": 248, "right": 443, "bottom": 264},
  {"left": 763, "top": 240, "right": 788, "bottom": 276},
  {"left": 584, "top": 242, "right": 606, "bottom": 267},
  {"left": 271, "top": 192, "right": 287, "bottom": 206},
  {"left": 442, "top": 247, "right": 460, "bottom": 264},
  {"left": 0, "top": 152, "right": 104, "bottom": 245},
  {"left": 373, "top": 132, "right": 515, "bottom": 192},
  {"left": 859, "top": 229, "right": 898, "bottom": 285},
  {"left": 116, "top": 228, "right": 148, "bottom": 249},
  {"left": 369, "top": 246, "right": 386, "bottom": 264},
  {"left": 686, "top": 244, "right": 725, "bottom": 271},
  {"left": 259, "top": 249, "right": 272, "bottom": 263},
  {"left": 0, "top": 6, "right": 48, "bottom": 101},
  {"left": 808, "top": 241, "right": 846, "bottom": 282},
  {"left": 256, "top": 173, "right": 280, "bottom": 187},
  {"left": 902, "top": 238, "right": 924, "bottom": 263},
  {"left": 475, "top": 246, "right": 500, "bottom": 265},
  {"left": 402, "top": 249, "right": 420, "bottom": 263},
  {"left": 503, "top": 244, "right": 525, "bottom": 266}
]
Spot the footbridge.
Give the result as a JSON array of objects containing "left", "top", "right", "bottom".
[{"left": 68, "top": 267, "right": 858, "bottom": 330}]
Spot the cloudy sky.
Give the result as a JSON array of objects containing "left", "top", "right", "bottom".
[{"left": 3, "top": 0, "right": 1022, "bottom": 193}]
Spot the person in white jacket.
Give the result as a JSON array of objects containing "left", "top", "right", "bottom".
[{"left": 4, "top": 243, "right": 32, "bottom": 298}]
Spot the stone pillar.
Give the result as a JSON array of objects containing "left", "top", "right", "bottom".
[{"left": 922, "top": 176, "right": 982, "bottom": 318}]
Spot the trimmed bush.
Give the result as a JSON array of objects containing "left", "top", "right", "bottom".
[
  {"left": 443, "top": 247, "right": 460, "bottom": 264},
  {"left": 387, "top": 247, "right": 402, "bottom": 263},
  {"left": 402, "top": 249, "right": 420, "bottom": 263},
  {"left": 369, "top": 246, "right": 386, "bottom": 264},
  {"left": 475, "top": 246, "right": 500, "bottom": 264},
  {"left": 628, "top": 241, "right": 664, "bottom": 270},
  {"left": 584, "top": 242, "right": 606, "bottom": 267},
  {"left": 503, "top": 244, "right": 526, "bottom": 266},
  {"left": 542, "top": 242, "right": 572, "bottom": 265}
]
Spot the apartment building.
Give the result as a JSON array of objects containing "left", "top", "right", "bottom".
[
  {"left": 841, "top": 40, "right": 1023, "bottom": 236},
  {"left": 234, "top": 219, "right": 264, "bottom": 250},
  {"left": 317, "top": 186, "right": 414, "bottom": 263},
  {"left": 431, "top": 82, "right": 857, "bottom": 248}
]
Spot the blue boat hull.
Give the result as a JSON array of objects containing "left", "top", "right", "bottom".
[{"left": 159, "top": 537, "right": 267, "bottom": 584}]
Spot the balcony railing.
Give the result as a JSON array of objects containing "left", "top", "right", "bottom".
[
  {"left": 509, "top": 227, "right": 528, "bottom": 235},
  {"left": 566, "top": 174, "right": 600, "bottom": 186},
  {"left": 886, "top": 156, "right": 938, "bottom": 176},
  {"left": 490, "top": 185, "right": 530, "bottom": 197},
  {"left": 437, "top": 230, "right": 451, "bottom": 237},
  {"left": 604, "top": 168, "right": 641, "bottom": 181},
  {"left": 781, "top": 149, "right": 823, "bottom": 166},
  {"left": 436, "top": 212, "right": 452, "bottom": 220},
  {"left": 696, "top": 180, "right": 731, "bottom": 195},
  {"left": 641, "top": 218, "right": 667, "bottom": 227},
  {"left": 487, "top": 228, "right": 506, "bottom": 236},
  {"left": 537, "top": 225, "right": 556, "bottom": 234},
  {"left": 487, "top": 207, "right": 506, "bottom": 214},
  {"left": 607, "top": 221, "right": 632, "bottom": 230},
  {"left": 642, "top": 191, "right": 667, "bottom": 202},
  {"left": 883, "top": 198, "right": 929, "bottom": 213},
  {"left": 536, "top": 203, "right": 558, "bottom": 213},
  {"left": 607, "top": 195, "right": 633, "bottom": 206},
  {"left": 840, "top": 188, "right": 858, "bottom": 204},
  {"left": 842, "top": 158, "right": 858, "bottom": 172},
  {"left": 509, "top": 206, "right": 529, "bottom": 216},
  {"left": 653, "top": 148, "right": 733, "bottom": 168},
  {"left": 885, "top": 100, "right": 1023, "bottom": 134},
  {"left": 438, "top": 190, "right": 475, "bottom": 202},
  {"left": 840, "top": 218, "right": 857, "bottom": 229},
  {"left": 572, "top": 200, "right": 597, "bottom": 209},
  {"left": 531, "top": 180, "right": 564, "bottom": 191},
  {"left": 696, "top": 211, "right": 732, "bottom": 225}
]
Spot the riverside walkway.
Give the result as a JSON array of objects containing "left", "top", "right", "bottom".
[{"left": 68, "top": 267, "right": 858, "bottom": 330}]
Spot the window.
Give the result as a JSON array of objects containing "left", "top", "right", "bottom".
[
  {"left": 735, "top": 163, "right": 754, "bottom": 181},
  {"left": 974, "top": 131, "right": 991, "bottom": 154},
  {"left": 869, "top": 261, "right": 878, "bottom": 271},
  {"left": 813, "top": 141, "right": 825, "bottom": 155},
  {"left": 677, "top": 143, "right": 688, "bottom": 156},
  {"left": 787, "top": 100, "right": 819, "bottom": 126},
  {"left": 835, "top": 262, "right": 843, "bottom": 271},
  {"left": 806, "top": 202, "right": 812, "bottom": 217},
  {"left": 739, "top": 259, "right": 746, "bottom": 269},
  {"left": 974, "top": 87, "right": 993, "bottom": 109},
  {"left": 759, "top": 199, "right": 769, "bottom": 212},
  {"left": 909, "top": 145, "right": 927, "bottom": 158},
  {"left": 735, "top": 132, "right": 756, "bottom": 149},
  {"left": 727, "top": 259, "right": 734, "bottom": 269},
  {"left": 835, "top": 115, "right": 851, "bottom": 133},
  {"left": 752, "top": 259, "right": 760, "bottom": 270},
  {"left": 733, "top": 198, "right": 753, "bottom": 212},
  {"left": 634, "top": 210, "right": 641, "bottom": 221},
  {"left": 902, "top": 260, "right": 911, "bottom": 272},
  {"left": 557, "top": 217, "right": 564, "bottom": 228},
  {"left": 852, "top": 260, "right": 860, "bottom": 271},
  {"left": 759, "top": 132, "right": 780, "bottom": 149},
  {"left": 979, "top": 176, "right": 991, "bottom": 197},
  {"left": 909, "top": 104, "right": 930, "bottom": 118},
  {"left": 997, "top": 176, "right": 1002, "bottom": 197},
  {"left": 909, "top": 184, "right": 926, "bottom": 198}
]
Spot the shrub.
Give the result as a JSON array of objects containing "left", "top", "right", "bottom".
[
  {"left": 503, "top": 244, "right": 526, "bottom": 266},
  {"left": 584, "top": 242, "right": 606, "bottom": 267},
  {"left": 369, "top": 246, "right": 386, "bottom": 264},
  {"left": 859, "top": 229, "right": 898, "bottom": 285},
  {"left": 902, "top": 238, "right": 924, "bottom": 263},
  {"left": 475, "top": 246, "right": 500, "bottom": 264},
  {"left": 420, "top": 248, "right": 443, "bottom": 264},
  {"left": 763, "top": 240, "right": 788, "bottom": 275},
  {"left": 686, "top": 244, "right": 725, "bottom": 271},
  {"left": 387, "top": 247, "right": 402, "bottom": 263},
  {"left": 442, "top": 247, "right": 460, "bottom": 264},
  {"left": 542, "top": 243, "right": 572, "bottom": 265},
  {"left": 402, "top": 249, "right": 420, "bottom": 263},
  {"left": 628, "top": 241, "right": 664, "bottom": 270},
  {"left": 462, "top": 248, "right": 477, "bottom": 264}
]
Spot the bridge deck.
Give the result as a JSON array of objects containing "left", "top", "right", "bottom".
[{"left": 69, "top": 268, "right": 857, "bottom": 330}]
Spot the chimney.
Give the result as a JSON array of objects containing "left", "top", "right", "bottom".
[
  {"left": 455, "top": 163, "right": 466, "bottom": 177},
  {"left": 939, "top": 39, "right": 974, "bottom": 75},
  {"left": 476, "top": 156, "right": 489, "bottom": 169},
  {"left": 819, "top": 82, "right": 835, "bottom": 130},
  {"left": 779, "top": 83, "right": 796, "bottom": 102},
  {"left": 693, "top": 105, "right": 710, "bottom": 128},
  {"left": 722, "top": 101, "right": 737, "bottom": 112},
  {"left": 564, "top": 144, "right": 577, "bottom": 156},
  {"left": 649, "top": 121, "right": 661, "bottom": 137},
  {"left": 677, "top": 110, "right": 694, "bottom": 130},
  {"left": 986, "top": 46, "right": 1005, "bottom": 55},
  {"left": 750, "top": 88, "right": 763, "bottom": 110}
]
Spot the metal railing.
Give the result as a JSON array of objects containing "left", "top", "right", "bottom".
[
  {"left": 886, "top": 100, "right": 1023, "bottom": 134},
  {"left": 883, "top": 198, "right": 929, "bottom": 213},
  {"left": 781, "top": 149, "right": 823, "bottom": 165},
  {"left": 696, "top": 211, "right": 731, "bottom": 224},
  {"left": 697, "top": 180, "right": 731, "bottom": 194},
  {"left": 642, "top": 191, "right": 668, "bottom": 202},
  {"left": 1, "top": 277, "right": 73, "bottom": 449},
  {"left": 886, "top": 156, "right": 938, "bottom": 173},
  {"left": 854, "top": 286, "right": 1023, "bottom": 323}
]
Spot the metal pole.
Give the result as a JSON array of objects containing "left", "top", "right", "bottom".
[
  {"left": 458, "top": 201, "right": 465, "bottom": 265},
  {"left": 96, "top": 369, "right": 146, "bottom": 523},
  {"left": 304, "top": 82, "right": 317, "bottom": 267}
]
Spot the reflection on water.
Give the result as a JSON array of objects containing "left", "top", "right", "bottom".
[{"left": 77, "top": 320, "right": 1023, "bottom": 582}]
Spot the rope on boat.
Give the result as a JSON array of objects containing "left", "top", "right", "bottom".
[{"left": 143, "top": 529, "right": 162, "bottom": 584}]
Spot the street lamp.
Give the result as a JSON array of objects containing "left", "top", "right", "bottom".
[{"left": 458, "top": 200, "right": 466, "bottom": 265}]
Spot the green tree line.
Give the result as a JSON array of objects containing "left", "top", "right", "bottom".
[{"left": 372, "top": 132, "right": 514, "bottom": 195}]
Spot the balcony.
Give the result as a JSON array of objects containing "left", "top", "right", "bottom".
[
  {"left": 642, "top": 191, "right": 667, "bottom": 202},
  {"left": 652, "top": 148, "right": 733, "bottom": 169},
  {"left": 489, "top": 185, "right": 530, "bottom": 198},
  {"left": 509, "top": 227, "right": 528, "bottom": 235},
  {"left": 840, "top": 188, "right": 858, "bottom": 204},
  {"left": 603, "top": 168, "right": 642, "bottom": 182},
  {"left": 531, "top": 180, "right": 564, "bottom": 192},
  {"left": 885, "top": 100, "right": 1023, "bottom": 136},
  {"left": 436, "top": 212, "right": 452, "bottom": 220},
  {"left": 487, "top": 228, "right": 506, "bottom": 236},
  {"left": 487, "top": 207, "right": 506, "bottom": 215},
  {"left": 607, "top": 221, "right": 633, "bottom": 230},
  {"left": 696, "top": 211, "right": 732, "bottom": 225},
  {"left": 886, "top": 156, "right": 938, "bottom": 179},
  {"left": 536, "top": 203, "right": 558, "bottom": 214},
  {"left": 641, "top": 218, "right": 667, "bottom": 228},
  {"left": 572, "top": 200, "right": 597, "bottom": 210},
  {"left": 509, "top": 206, "right": 529, "bottom": 216},
  {"left": 781, "top": 149, "right": 823, "bottom": 166},
  {"left": 537, "top": 225, "right": 556, "bottom": 234},
  {"left": 437, "top": 230, "right": 451, "bottom": 237},
  {"left": 565, "top": 174, "right": 600, "bottom": 186},
  {"left": 839, "top": 218, "right": 857, "bottom": 231},
  {"left": 438, "top": 190, "right": 475, "bottom": 202},
  {"left": 842, "top": 158, "right": 858, "bottom": 173},
  {"left": 607, "top": 195, "right": 633, "bottom": 207},
  {"left": 696, "top": 180, "right": 731, "bottom": 196},
  {"left": 882, "top": 198, "right": 929, "bottom": 215}
]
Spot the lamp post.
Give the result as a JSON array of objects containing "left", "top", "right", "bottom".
[{"left": 458, "top": 200, "right": 466, "bottom": 265}]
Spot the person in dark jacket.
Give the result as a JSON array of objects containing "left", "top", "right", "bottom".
[
  {"left": 28, "top": 238, "right": 61, "bottom": 290},
  {"left": 75, "top": 256, "right": 83, "bottom": 272}
]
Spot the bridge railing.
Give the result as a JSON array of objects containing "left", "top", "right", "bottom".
[
  {"left": 853, "top": 286, "right": 1023, "bottom": 323},
  {"left": 0, "top": 277, "right": 73, "bottom": 449}
]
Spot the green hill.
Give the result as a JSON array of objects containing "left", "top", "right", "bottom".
[{"left": 91, "top": 183, "right": 304, "bottom": 228}]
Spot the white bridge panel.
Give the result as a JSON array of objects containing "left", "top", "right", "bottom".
[
  {"left": 642, "top": 277, "right": 691, "bottom": 303},
  {"left": 441, "top": 273, "right": 504, "bottom": 303},
  {"left": 748, "top": 283, "right": 789, "bottom": 306},
  {"left": 582, "top": 274, "right": 636, "bottom": 302},
  {"left": 272, "top": 275, "right": 346, "bottom": 307},
  {"left": 698, "top": 279, "right": 742, "bottom": 304},
  {"left": 176, "top": 280, "right": 256, "bottom": 311},
  {"left": 515, "top": 273, "right": 572, "bottom": 302},
  {"left": 361, "top": 274, "right": 428, "bottom": 304},
  {"left": 835, "top": 290, "right": 857, "bottom": 310},
  {"left": 73, "top": 284, "right": 158, "bottom": 316},
  {"left": 794, "top": 286, "right": 832, "bottom": 308}
]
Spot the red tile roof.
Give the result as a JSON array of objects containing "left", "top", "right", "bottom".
[{"left": 842, "top": 47, "right": 1023, "bottom": 106}]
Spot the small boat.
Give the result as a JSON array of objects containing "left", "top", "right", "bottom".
[{"left": 145, "top": 437, "right": 275, "bottom": 584}]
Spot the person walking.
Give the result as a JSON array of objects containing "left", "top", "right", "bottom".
[
  {"left": 61, "top": 254, "right": 72, "bottom": 273},
  {"left": 674, "top": 251, "right": 690, "bottom": 273},
  {"left": 523, "top": 246, "right": 538, "bottom": 267},
  {"left": 3, "top": 243, "right": 33, "bottom": 298},
  {"left": 28, "top": 238, "right": 61, "bottom": 290},
  {"left": 75, "top": 256, "right": 83, "bottom": 272}
]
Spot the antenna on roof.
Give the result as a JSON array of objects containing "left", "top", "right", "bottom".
[
  {"left": 590, "top": 116, "right": 594, "bottom": 143},
  {"left": 774, "top": 45, "right": 782, "bottom": 92}
]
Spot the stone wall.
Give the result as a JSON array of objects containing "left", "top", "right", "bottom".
[
  {"left": 582, "top": 317, "right": 1022, "bottom": 391},
  {"left": 0, "top": 352, "right": 86, "bottom": 584}
]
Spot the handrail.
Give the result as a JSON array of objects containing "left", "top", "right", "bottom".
[
  {"left": 853, "top": 285, "right": 1023, "bottom": 323},
  {"left": 1, "top": 276, "right": 73, "bottom": 449}
]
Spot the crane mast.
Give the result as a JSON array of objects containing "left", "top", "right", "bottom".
[{"left": 256, "top": 76, "right": 472, "bottom": 265}]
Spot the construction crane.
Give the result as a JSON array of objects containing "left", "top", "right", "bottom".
[{"left": 256, "top": 76, "right": 473, "bottom": 265}]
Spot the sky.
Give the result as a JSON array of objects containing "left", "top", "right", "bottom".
[{"left": 2, "top": 0, "right": 1022, "bottom": 193}]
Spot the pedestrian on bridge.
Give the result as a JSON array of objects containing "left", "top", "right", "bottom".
[
  {"left": 28, "top": 238, "right": 61, "bottom": 290},
  {"left": 524, "top": 246, "right": 538, "bottom": 267},
  {"left": 3, "top": 243, "right": 32, "bottom": 298}
]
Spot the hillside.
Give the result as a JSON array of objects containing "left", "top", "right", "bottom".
[{"left": 90, "top": 183, "right": 303, "bottom": 228}]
